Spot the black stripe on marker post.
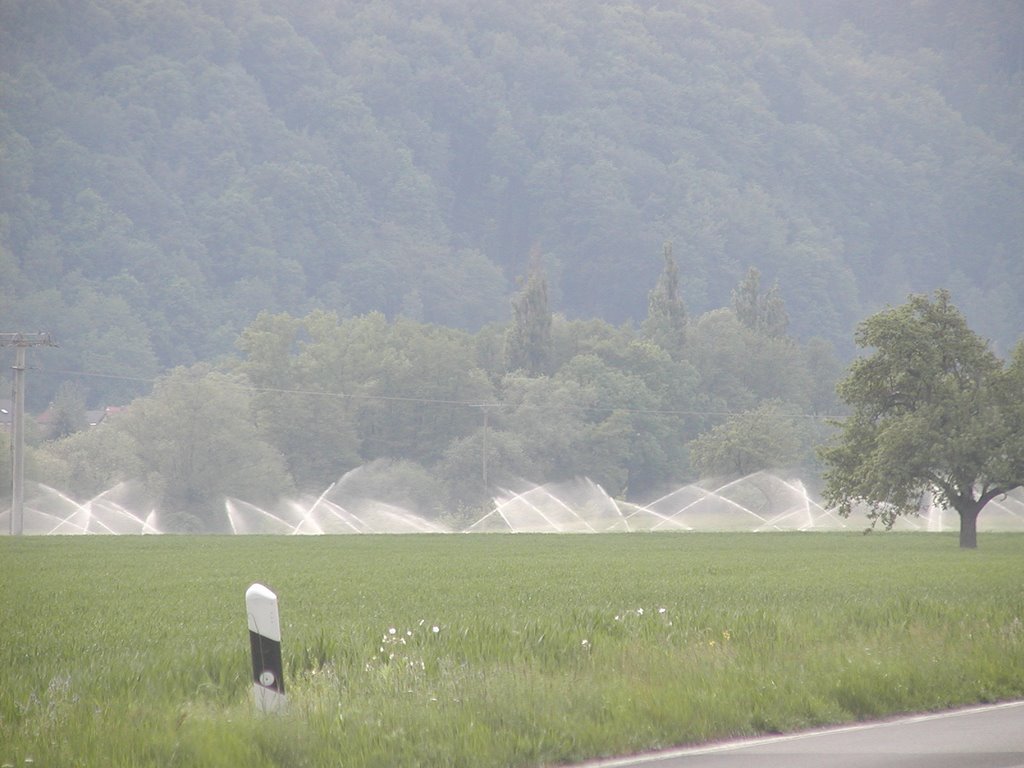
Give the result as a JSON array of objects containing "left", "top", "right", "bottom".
[
  {"left": 246, "top": 583, "right": 286, "bottom": 712},
  {"left": 249, "top": 629, "right": 285, "bottom": 694}
]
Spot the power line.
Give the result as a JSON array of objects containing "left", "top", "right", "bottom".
[{"left": 35, "top": 366, "right": 838, "bottom": 421}]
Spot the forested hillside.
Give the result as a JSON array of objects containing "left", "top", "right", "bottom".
[{"left": 2, "top": 0, "right": 1021, "bottom": 412}]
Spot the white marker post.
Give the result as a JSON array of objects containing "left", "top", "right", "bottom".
[{"left": 246, "top": 583, "right": 286, "bottom": 713}]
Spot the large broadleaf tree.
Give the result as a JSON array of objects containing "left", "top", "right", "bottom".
[{"left": 820, "top": 290, "right": 1024, "bottom": 548}]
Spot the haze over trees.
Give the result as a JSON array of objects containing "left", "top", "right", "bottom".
[
  {"left": 30, "top": 264, "right": 833, "bottom": 529},
  {"left": 2, "top": 0, "right": 1022, "bottom": 412},
  {"left": 1, "top": 1, "right": 1022, "bottom": 528}
]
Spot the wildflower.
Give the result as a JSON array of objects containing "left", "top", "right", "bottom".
[
  {"left": 432, "top": 625, "right": 440, "bottom": 634},
  {"left": 658, "top": 607, "right": 666, "bottom": 614},
  {"left": 388, "top": 627, "right": 397, "bottom": 635},
  {"left": 722, "top": 630, "right": 731, "bottom": 641},
  {"left": 581, "top": 639, "right": 589, "bottom": 647}
]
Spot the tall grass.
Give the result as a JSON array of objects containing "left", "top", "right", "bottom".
[{"left": 2, "top": 533, "right": 1022, "bottom": 767}]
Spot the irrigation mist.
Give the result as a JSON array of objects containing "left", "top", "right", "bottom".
[{"left": 3, "top": 469, "right": 1024, "bottom": 535}]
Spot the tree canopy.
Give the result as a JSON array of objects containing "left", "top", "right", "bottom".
[
  {"left": 819, "top": 290, "right": 1024, "bottom": 548},
  {"left": 2, "top": 0, "right": 1022, "bottom": 410},
  {"left": 20, "top": 264, "right": 837, "bottom": 529}
]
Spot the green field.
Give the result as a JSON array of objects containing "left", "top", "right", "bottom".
[{"left": 2, "top": 533, "right": 1023, "bottom": 767}]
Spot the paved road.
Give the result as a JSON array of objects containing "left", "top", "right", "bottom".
[{"left": 573, "top": 701, "right": 1024, "bottom": 768}]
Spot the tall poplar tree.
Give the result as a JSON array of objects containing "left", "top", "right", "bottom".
[
  {"left": 642, "top": 242, "right": 687, "bottom": 358},
  {"left": 731, "top": 267, "right": 789, "bottom": 338},
  {"left": 504, "top": 248, "right": 552, "bottom": 376}
]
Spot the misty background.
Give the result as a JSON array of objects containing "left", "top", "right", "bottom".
[{"left": 1, "top": 0, "right": 1021, "bottom": 526}]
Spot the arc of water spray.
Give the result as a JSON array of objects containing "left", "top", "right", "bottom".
[
  {"left": 42, "top": 509, "right": 91, "bottom": 535},
  {"left": 652, "top": 485, "right": 774, "bottom": 531},
  {"left": 464, "top": 499, "right": 523, "bottom": 532},
  {"left": 378, "top": 507, "right": 448, "bottom": 533},
  {"left": 33, "top": 484, "right": 158, "bottom": 535},
  {"left": 325, "top": 501, "right": 373, "bottom": 534},
  {"left": 770, "top": 476, "right": 846, "bottom": 529},
  {"left": 584, "top": 479, "right": 632, "bottom": 532},
  {"left": 463, "top": 507, "right": 507, "bottom": 532},
  {"left": 290, "top": 482, "right": 336, "bottom": 535},
  {"left": 226, "top": 499, "right": 295, "bottom": 535},
  {"left": 495, "top": 485, "right": 570, "bottom": 532},
  {"left": 987, "top": 495, "right": 1024, "bottom": 525},
  {"left": 533, "top": 484, "right": 599, "bottom": 532},
  {"left": 761, "top": 506, "right": 809, "bottom": 529},
  {"left": 622, "top": 505, "right": 693, "bottom": 530},
  {"left": 466, "top": 487, "right": 561, "bottom": 533},
  {"left": 662, "top": 471, "right": 838, "bottom": 531},
  {"left": 283, "top": 498, "right": 363, "bottom": 534},
  {"left": 796, "top": 483, "right": 829, "bottom": 528}
]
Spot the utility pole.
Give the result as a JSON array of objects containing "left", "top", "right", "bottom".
[
  {"left": 1, "top": 333, "right": 57, "bottom": 535},
  {"left": 481, "top": 406, "right": 489, "bottom": 490}
]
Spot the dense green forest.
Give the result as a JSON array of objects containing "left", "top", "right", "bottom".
[
  {"left": 11, "top": 258, "right": 846, "bottom": 528},
  {"left": 1, "top": 0, "right": 1022, "bottom": 526}
]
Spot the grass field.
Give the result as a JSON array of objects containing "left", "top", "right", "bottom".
[{"left": 2, "top": 533, "right": 1023, "bottom": 767}]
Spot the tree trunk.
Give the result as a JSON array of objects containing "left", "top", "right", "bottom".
[{"left": 959, "top": 506, "right": 980, "bottom": 549}]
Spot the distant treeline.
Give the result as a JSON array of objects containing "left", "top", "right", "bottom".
[
  {"left": 2, "top": 0, "right": 1022, "bottom": 414},
  {"left": 18, "top": 262, "right": 843, "bottom": 528}
]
